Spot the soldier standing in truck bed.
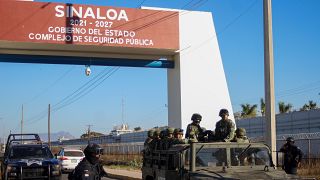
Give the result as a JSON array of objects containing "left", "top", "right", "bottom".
[
  {"left": 161, "top": 127, "right": 175, "bottom": 150},
  {"left": 144, "top": 129, "right": 155, "bottom": 156},
  {"left": 149, "top": 129, "right": 161, "bottom": 151},
  {"left": 185, "top": 113, "right": 203, "bottom": 142},
  {"left": 215, "top": 109, "right": 235, "bottom": 142},
  {"left": 144, "top": 129, "right": 155, "bottom": 148},
  {"left": 172, "top": 128, "right": 187, "bottom": 144}
]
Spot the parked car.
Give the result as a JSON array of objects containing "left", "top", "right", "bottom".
[
  {"left": 56, "top": 148, "right": 84, "bottom": 173},
  {"left": 0, "top": 134, "right": 61, "bottom": 180}
]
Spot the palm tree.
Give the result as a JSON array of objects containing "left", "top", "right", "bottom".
[
  {"left": 278, "top": 101, "right": 293, "bottom": 114},
  {"left": 300, "top": 104, "right": 309, "bottom": 111},
  {"left": 260, "top": 98, "right": 265, "bottom": 116},
  {"left": 300, "top": 100, "right": 317, "bottom": 111},
  {"left": 240, "top": 103, "right": 258, "bottom": 118},
  {"left": 308, "top": 100, "right": 317, "bottom": 109}
]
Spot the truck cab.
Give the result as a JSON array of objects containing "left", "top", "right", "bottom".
[{"left": 0, "top": 134, "right": 61, "bottom": 180}]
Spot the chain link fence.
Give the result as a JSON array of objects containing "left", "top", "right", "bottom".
[{"left": 251, "top": 132, "right": 320, "bottom": 166}]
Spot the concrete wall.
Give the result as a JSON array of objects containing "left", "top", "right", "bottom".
[{"left": 236, "top": 109, "right": 320, "bottom": 138}]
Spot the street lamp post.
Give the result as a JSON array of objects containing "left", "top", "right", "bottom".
[{"left": 263, "top": 0, "right": 277, "bottom": 165}]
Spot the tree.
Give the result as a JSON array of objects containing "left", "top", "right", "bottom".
[
  {"left": 260, "top": 98, "right": 265, "bottom": 116},
  {"left": 300, "top": 100, "right": 317, "bottom": 111},
  {"left": 300, "top": 104, "right": 309, "bottom": 111},
  {"left": 240, "top": 103, "right": 258, "bottom": 118},
  {"left": 278, "top": 101, "right": 293, "bottom": 114}
]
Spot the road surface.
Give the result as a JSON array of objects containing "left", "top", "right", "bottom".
[{"left": 62, "top": 173, "right": 117, "bottom": 180}]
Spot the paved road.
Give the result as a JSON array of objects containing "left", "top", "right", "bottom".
[{"left": 61, "top": 173, "right": 118, "bottom": 180}]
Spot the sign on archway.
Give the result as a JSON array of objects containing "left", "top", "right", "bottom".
[{"left": 0, "top": 1, "right": 233, "bottom": 132}]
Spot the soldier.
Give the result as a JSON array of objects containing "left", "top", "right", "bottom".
[
  {"left": 174, "top": 128, "right": 184, "bottom": 139},
  {"left": 215, "top": 109, "right": 235, "bottom": 142},
  {"left": 161, "top": 127, "right": 175, "bottom": 149},
  {"left": 280, "top": 137, "right": 303, "bottom": 175},
  {"left": 185, "top": 113, "right": 203, "bottom": 142},
  {"left": 144, "top": 129, "right": 155, "bottom": 149},
  {"left": 144, "top": 129, "right": 155, "bottom": 156},
  {"left": 149, "top": 129, "right": 161, "bottom": 151},
  {"left": 232, "top": 128, "right": 249, "bottom": 143},
  {"left": 172, "top": 128, "right": 187, "bottom": 144}
]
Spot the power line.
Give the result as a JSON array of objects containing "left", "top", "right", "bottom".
[
  {"left": 179, "top": 0, "right": 259, "bottom": 56},
  {"left": 52, "top": 67, "right": 120, "bottom": 112},
  {"left": 231, "top": 80, "right": 320, "bottom": 110},
  {"left": 52, "top": 67, "right": 114, "bottom": 109},
  {"left": 24, "top": 66, "right": 75, "bottom": 105},
  {"left": 137, "top": 0, "right": 148, "bottom": 8},
  {"left": 25, "top": 67, "right": 120, "bottom": 126},
  {"left": 217, "top": 0, "right": 258, "bottom": 35}
]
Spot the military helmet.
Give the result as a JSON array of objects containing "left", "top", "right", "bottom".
[
  {"left": 236, "top": 128, "right": 246, "bottom": 136},
  {"left": 160, "top": 129, "right": 167, "bottom": 138},
  {"left": 191, "top": 113, "right": 202, "bottom": 122},
  {"left": 148, "top": 129, "right": 155, "bottom": 137},
  {"left": 286, "top": 137, "right": 294, "bottom": 143},
  {"left": 84, "top": 143, "right": 103, "bottom": 157},
  {"left": 219, "top": 109, "right": 229, "bottom": 117},
  {"left": 167, "top": 127, "right": 175, "bottom": 134},
  {"left": 153, "top": 129, "right": 161, "bottom": 137},
  {"left": 174, "top": 128, "right": 184, "bottom": 135}
]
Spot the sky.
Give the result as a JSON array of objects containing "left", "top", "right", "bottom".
[{"left": 1, "top": 0, "right": 320, "bottom": 138}]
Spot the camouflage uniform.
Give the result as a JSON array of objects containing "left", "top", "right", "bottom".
[
  {"left": 215, "top": 119, "right": 235, "bottom": 142},
  {"left": 215, "top": 109, "right": 235, "bottom": 142},
  {"left": 185, "top": 113, "right": 203, "bottom": 142},
  {"left": 232, "top": 128, "right": 249, "bottom": 143}
]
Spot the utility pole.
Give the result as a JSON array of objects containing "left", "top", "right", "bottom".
[
  {"left": 86, "top": 124, "right": 93, "bottom": 143},
  {"left": 48, "top": 104, "right": 51, "bottom": 149},
  {"left": 21, "top": 104, "right": 23, "bottom": 134},
  {"left": 264, "top": 0, "right": 276, "bottom": 164},
  {"left": 121, "top": 97, "right": 125, "bottom": 124}
]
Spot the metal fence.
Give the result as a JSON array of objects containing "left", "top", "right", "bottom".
[
  {"left": 251, "top": 132, "right": 320, "bottom": 164},
  {"left": 102, "top": 142, "right": 144, "bottom": 155},
  {"left": 51, "top": 142, "right": 144, "bottom": 155}
]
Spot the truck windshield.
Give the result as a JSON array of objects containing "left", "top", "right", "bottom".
[
  {"left": 9, "top": 146, "right": 53, "bottom": 159},
  {"left": 195, "top": 146, "right": 271, "bottom": 168}
]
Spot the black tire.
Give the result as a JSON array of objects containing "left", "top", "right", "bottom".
[{"left": 145, "top": 175, "right": 154, "bottom": 180}]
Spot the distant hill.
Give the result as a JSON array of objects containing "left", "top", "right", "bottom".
[{"left": 39, "top": 131, "right": 75, "bottom": 142}]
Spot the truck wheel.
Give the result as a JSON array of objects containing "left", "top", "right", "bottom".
[{"left": 146, "top": 175, "right": 154, "bottom": 180}]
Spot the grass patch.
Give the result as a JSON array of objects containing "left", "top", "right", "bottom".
[
  {"left": 101, "top": 154, "right": 142, "bottom": 170},
  {"left": 298, "top": 158, "right": 320, "bottom": 179}
]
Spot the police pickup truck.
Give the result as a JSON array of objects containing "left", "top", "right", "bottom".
[
  {"left": 0, "top": 134, "right": 61, "bottom": 180},
  {"left": 142, "top": 142, "right": 300, "bottom": 180}
]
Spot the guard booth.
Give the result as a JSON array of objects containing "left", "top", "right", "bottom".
[{"left": 0, "top": 1, "right": 233, "bottom": 132}]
